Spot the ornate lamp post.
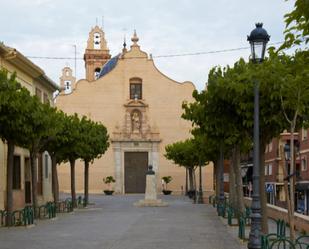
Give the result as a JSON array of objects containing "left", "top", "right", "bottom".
[{"left": 247, "top": 23, "right": 270, "bottom": 249}]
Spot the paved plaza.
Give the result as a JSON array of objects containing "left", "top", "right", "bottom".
[{"left": 0, "top": 195, "right": 246, "bottom": 249}]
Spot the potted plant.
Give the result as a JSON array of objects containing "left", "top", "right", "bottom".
[
  {"left": 162, "top": 176, "right": 173, "bottom": 195},
  {"left": 103, "top": 176, "right": 116, "bottom": 195}
]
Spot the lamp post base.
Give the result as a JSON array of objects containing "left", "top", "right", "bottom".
[{"left": 197, "top": 190, "right": 204, "bottom": 204}]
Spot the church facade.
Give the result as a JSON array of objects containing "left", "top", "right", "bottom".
[{"left": 56, "top": 26, "right": 213, "bottom": 194}]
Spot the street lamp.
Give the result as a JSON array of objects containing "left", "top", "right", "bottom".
[
  {"left": 247, "top": 23, "right": 270, "bottom": 249},
  {"left": 284, "top": 143, "right": 291, "bottom": 161}
]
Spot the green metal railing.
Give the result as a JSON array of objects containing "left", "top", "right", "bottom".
[
  {"left": 295, "top": 235, "right": 309, "bottom": 249},
  {"left": 261, "top": 220, "right": 309, "bottom": 249},
  {"left": 209, "top": 196, "right": 252, "bottom": 240},
  {"left": 209, "top": 196, "right": 309, "bottom": 248},
  {"left": 0, "top": 196, "right": 89, "bottom": 227},
  {"left": 0, "top": 202, "right": 58, "bottom": 227},
  {"left": 268, "top": 237, "right": 296, "bottom": 249}
]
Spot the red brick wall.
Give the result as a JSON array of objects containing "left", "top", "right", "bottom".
[{"left": 244, "top": 197, "right": 309, "bottom": 232}]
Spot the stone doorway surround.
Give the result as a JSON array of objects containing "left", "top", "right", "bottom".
[
  {"left": 111, "top": 98, "right": 161, "bottom": 194},
  {"left": 112, "top": 140, "right": 160, "bottom": 193}
]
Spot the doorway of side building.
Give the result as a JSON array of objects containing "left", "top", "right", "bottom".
[
  {"left": 24, "top": 157, "right": 31, "bottom": 204},
  {"left": 124, "top": 152, "right": 148, "bottom": 193}
]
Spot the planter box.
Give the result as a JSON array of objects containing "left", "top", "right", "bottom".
[
  {"left": 162, "top": 190, "right": 172, "bottom": 195},
  {"left": 103, "top": 190, "right": 114, "bottom": 195}
]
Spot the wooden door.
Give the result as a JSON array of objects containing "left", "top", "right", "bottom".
[{"left": 124, "top": 152, "right": 148, "bottom": 193}]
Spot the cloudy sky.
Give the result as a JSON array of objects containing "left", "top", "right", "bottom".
[{"left": 0, "top": 0, "right": 295, "bottom": 90}]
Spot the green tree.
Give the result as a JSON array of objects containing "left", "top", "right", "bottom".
[
  {"left": 22, "top": 98, "right": 59, "bottom": 216},
  {"left": 183, "top": 57, "right": 288, "bottom": 232},
  {"left": 79, "top": 116, "right": 109, "bottom": 206},
  {"left": 41, "top": 109, "right": 68, "bottom": 203},
  {"left": 182, "top": 63, "right": 250, "bottom": 214},
  {"left": 280, "top": 0, "right": 309, "bottom": 49},
  {"left": 58, "top": 113, "right": 82, "bottom": 208},
  {"left": 0, "top": 69, "right": 34, "bottom": 224},
  {"left": 275, "top": 50, "right": 309, "bottom": 240},
  {"left": 165, "top": 138, "right": 207, "bottom": 195}
]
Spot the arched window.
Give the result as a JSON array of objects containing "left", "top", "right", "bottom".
[
  {"left": 64, "top": 80, "right": 72, "bottom": 94},
  {"left": 94, "top": 67, "right": 101, "bottom": 79},
  {"left": 130, "top": 78, "right": 142, "bottom": 100}
]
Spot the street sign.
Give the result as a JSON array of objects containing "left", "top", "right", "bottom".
[{"left": 266, "top": 184, "right": 274, "bottom": 193}]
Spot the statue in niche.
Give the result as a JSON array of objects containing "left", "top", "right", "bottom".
[{"left": 131, "top": 111, "right": 141, "bottom": 133}]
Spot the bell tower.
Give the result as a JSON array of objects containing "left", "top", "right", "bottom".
[
  {"left": 60, "top": 66, "right": 76, "bottom": 94},
  {"left": 84, "top": 25, "right": 111, "bottom": 81}
]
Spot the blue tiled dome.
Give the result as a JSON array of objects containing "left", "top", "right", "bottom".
[{"left": 98, "top": 54, "right": 120, "bottom": 78}]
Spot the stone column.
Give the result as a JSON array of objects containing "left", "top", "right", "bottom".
[{"left": 113, "top": 143, "right": 122, "bottom": 194}]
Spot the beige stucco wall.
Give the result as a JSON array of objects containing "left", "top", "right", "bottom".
[
  {"left": 0, "top": 47, "right": 55, "bottom": 210},
  {"left": 56, "top": 41, "right": 213, "bottom": 194}
]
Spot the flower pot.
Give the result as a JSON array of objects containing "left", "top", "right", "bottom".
[
  {"left": 187, "top": 190, "right": 196, "bottom": 199},
  {"left": 162, "top": 190, "right": 172, "bottom": 195},
  {"left": 103, "top": 190, "right": 114, "bottom": 195}
]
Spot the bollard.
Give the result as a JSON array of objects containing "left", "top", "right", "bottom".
[
  {"left": 0, "top": 210, "right": 4, "bottom": 227},
  {"left": 276, "top": 219, "right": 286, "bottom": 238},
  {"left": 65, "top": 198, "right": 73, "bottom": 212},
  {"left": 77, "top": 196, "right": 82, "bottom": 206},
  {"left": 227, "top": 207, "right": 234, "bottom": 226},
  {"left": 213, "top": 196, "right": 217, "bottom": 208},
  {"left": 23, "top": 206, "right": 34, "bottom": 225},
  {"left": 261, "top": 235, "right": 269, "bottom": 249},
  {"left": 238, "top": 216, "right": 245, "bottom": 240}
]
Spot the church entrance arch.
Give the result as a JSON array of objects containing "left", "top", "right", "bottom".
[{"left": 112, "top": 140, "right": 160, "bottom": 194}]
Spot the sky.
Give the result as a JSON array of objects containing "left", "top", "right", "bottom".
[{"left": 0, "top": 0, "right": 295, "bottom": 91}]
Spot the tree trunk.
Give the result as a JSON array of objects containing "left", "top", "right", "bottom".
[
  {"left": 213, "top": 161, "right": 217, "bottom": 195},
  {"left": 259, "top": 141, "right": 268, "bottom": 234},
  {"left": 188, "top": 167, "right": 194, "bottom": 191},
  {"left": 6, "top": 140, "right": 14, "bottom": 226},
  {"left": 289, "top": 124, "right": 296, "bottom": 241},
  {"left": 51, "top": 155, "right": 59, "bottom": 203},
  {"left": 70, "top": 159, "right": 76, "bottom": 208},
  {"left": 185, "top": 168, "right": 188, "bottom": 195},
  {"left": 233, "top": 144, "right": 245, "bottom": 215},
  {"left": 280, "top": 144, "right": 294, "bottom": 241},
  {"left": 30, "top": 150, "right": 38, "bottom": 218},
  {"left": 84, "top": 161, "right": 89, "bottom": 207},
  {"left": 193, "top": 168, "right": 197, "bottom": 191},
  {"left": 229, "top": 151, "right": 236, "bottom": 209},
  {"left": 215, "top": 157, "right": 221, "bottom": 199},
  {"left": 193, "top": 167, "right": 197, "bottom": 202}
]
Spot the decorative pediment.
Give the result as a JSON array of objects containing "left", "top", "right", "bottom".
[
  {"left": 112, "top": 99, "right": 160, "bottom": 142},
  {"left": 124, "top": 99, "right": 148, "bottom": 108}
]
